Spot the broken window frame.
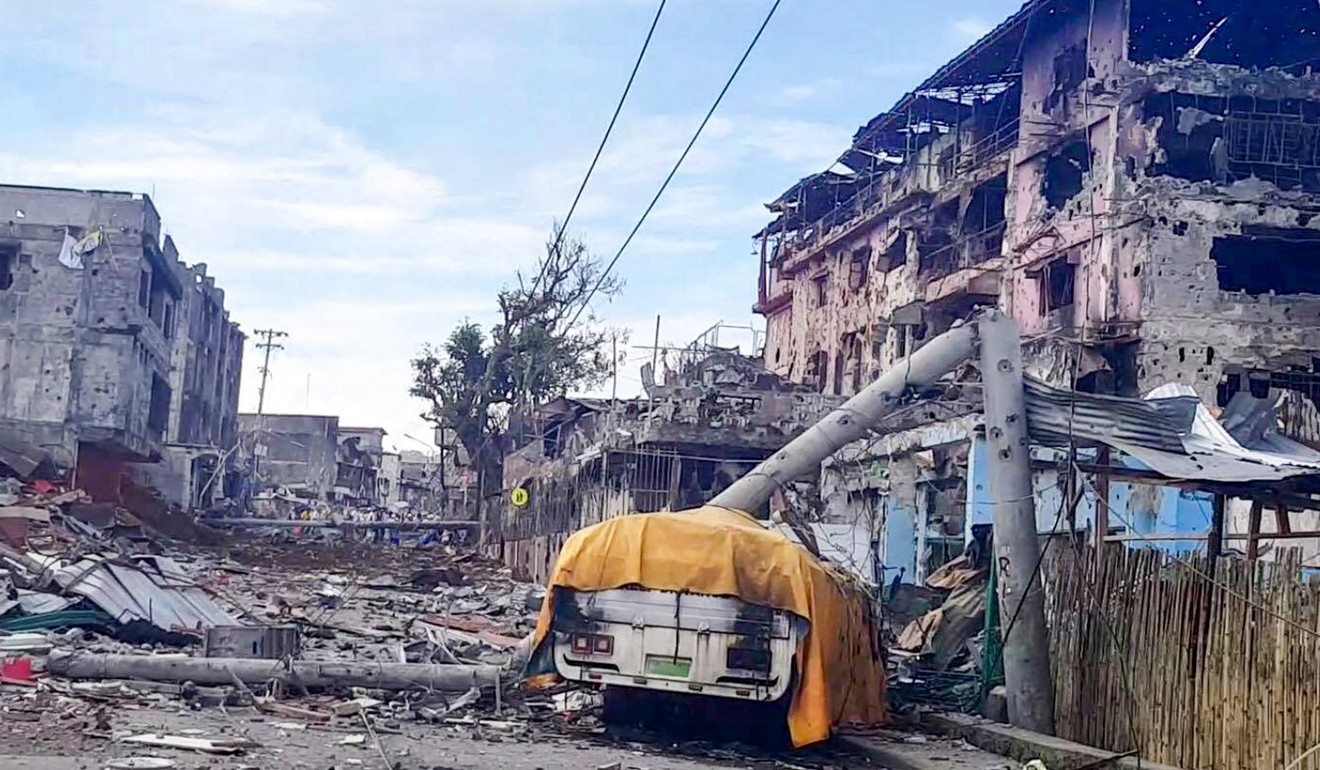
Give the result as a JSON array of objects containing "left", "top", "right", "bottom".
[
  {"left": 1042, "top": 140, "right": 1091, "bottom": 211},
  {"left": 0, "top": 244, "right": 16, "bottom": 291},
  {"left": 848, "top": 247, "right": 871, "bottom": 290},
  {"left": 1212, "top": 228, "right": 1320, "bottom": 296},
  {"left": 1128, "top": 1, "right": 1320, "bottom": 73},
  {"left": 138, "top": 269, "right": 151, "bottom": 310},
  {"left": 147, "top": 372, "right": 172, "bottom": 437},
  {"left": 879, "top": 231, "right": 909, "bottom": 272},
  {"left": 1033, "top": 256, "right": 1077, "bottom": 314}
]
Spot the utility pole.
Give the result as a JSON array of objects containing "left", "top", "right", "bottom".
[
  {"left": 253, "top": 329, "right": 288, "bottom": 415},
  {"left": 646, "top": 315, "right": 660, "bottom": 417},
  {"left": 611, "top": 333, "right": 619, "bottom": 402},
  {"left": 977, "top": 309, "right": 1055, "bottom": 735}
]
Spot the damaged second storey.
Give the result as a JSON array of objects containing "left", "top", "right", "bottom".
[{"left": 756, "top": 0, "right": 1320, "bottom": 447}]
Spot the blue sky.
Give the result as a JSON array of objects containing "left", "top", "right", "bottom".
[{"left": 1, "top": 0, "right": 1021, "bottom": 452}]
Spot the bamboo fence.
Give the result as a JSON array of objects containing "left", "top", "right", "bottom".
[{"left": 1044, "top": 545, "right": 1320, "bottom": 770}]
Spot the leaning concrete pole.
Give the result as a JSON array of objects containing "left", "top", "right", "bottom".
[
  {"left": 710, "top": 321, "right": 978, "bottom": 514},
  {"left": 978, "top": 308, "right": 1055, "bottom": 735}
]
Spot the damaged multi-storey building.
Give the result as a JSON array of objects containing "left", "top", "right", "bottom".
[
  {"left": 0, "top": 185, "right": 244, "bottom": 508},
  {"left": 754, "top": 0, "right": 1320, "bottom": 580},
  {"left": 399, "top": 436, "right": 477, "bottom": 520},
  {"left": 236, "top": 417, "right": 402, "bottom": 509},
  {"left": 496, "top": 343, "right": 839, "bottom": 584}
]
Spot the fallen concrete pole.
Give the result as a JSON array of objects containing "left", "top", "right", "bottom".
[
  {"left": 48, "top": 651, "right": 499, "bottom": 692},
  {"left": 711, "top": 320, "right": 979, "bottom": 513},
  {"left": 199, "top": 518, "right": 479, "bottom": 530}
]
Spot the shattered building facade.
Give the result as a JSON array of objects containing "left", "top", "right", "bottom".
[
  {"left": 237, "top": 413, "right": 340, "bottom": 501},
  {"left": 398, "top": 447, "right": 476, "bottom": 520},
  {"left": 0, "top": 185, "right": 243, "bottom": 507},
  {"left": 336, "top": 426, "right": 387, "bottom": 504},
  {"left": 496, "top": 350, "right": 838, "bottom": 584},
  {"left": 755, "top": 0, "right": 1320, "bottom": 580}
]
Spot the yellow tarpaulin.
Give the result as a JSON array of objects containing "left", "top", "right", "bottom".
[{"left": 530, "top": 505, "right": 888, "bottom": 747}]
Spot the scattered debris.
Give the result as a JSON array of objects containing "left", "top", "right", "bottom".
[
  {"left": 104, "top": 759, "right": 178, "bottom": 769},
  {"left": 119, "top": 733, "right": 256, "bottom": 755}
]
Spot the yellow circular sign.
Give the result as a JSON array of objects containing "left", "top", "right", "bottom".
[{"left": 511, "top": 487, "right": 530, "bottom": 507}]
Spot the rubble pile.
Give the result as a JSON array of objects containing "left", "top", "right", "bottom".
[
  {"left": 885, "top": 529, "right": 997, "bottom": 715},
  {"left": 0, "top": 479, "right": 565, "bottom": 764},
  {"left": 0, "top": 482, "right": 868, "bottom": 768}
]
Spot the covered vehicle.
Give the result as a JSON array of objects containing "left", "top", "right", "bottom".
[{"left": 527, "top": 505, "right": 887, "bottom": 747}]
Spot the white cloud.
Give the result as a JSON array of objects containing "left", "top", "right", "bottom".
[
  {"left": 777, "top": 84, "right": 819, "bottom": 102},
  {"left": 182, "top": 0, "right": 329, "bottom": 15},
  {"left": 868, "top": 61, "right": 932, "bottom": 79},
  {"left": 951, "top": 17, "right": 993, "bottom": 44},
  {"left": 0, "top": 0, "right": 818, "bottom": 448},
  {"left": 739, "top": 119, "right": 854, "bottom": 166},
  {"left": 772, "top": 79, "right": 843, "bottom": 105},
  {"left": 0, "top": 106, "right": 551, "bottom": 279}
]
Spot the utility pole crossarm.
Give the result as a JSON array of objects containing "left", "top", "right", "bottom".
[{"left": 253, "top": 328, "right": 289, "bottom": 416}]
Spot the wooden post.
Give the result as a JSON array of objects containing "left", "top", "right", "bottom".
[
  {"left": 1207, "top": 494, "right": 1225, "bottom": 561},
  {"left": 1276, "top": 499, "right": 1292, "bottom": 534},
  {"left": 1246, "top": 499, "right": 1264, "bottom": 562},
  {"left": 1094, "top": 447, "right": 1110, "bottom": 553}
]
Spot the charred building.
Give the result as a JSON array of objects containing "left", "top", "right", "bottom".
[
  {"left": 758, "top": 0, "right": 1320, "bottom": 410},
  {"left": 755, "top": 0, "right": 1320, "bottom": 580}
]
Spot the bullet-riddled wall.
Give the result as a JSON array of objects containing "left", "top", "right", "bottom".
[{"left": 0, "top": 185, "right": 180, "bottom": 464}]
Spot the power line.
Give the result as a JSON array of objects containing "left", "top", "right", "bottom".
[
  {"left": 530, "top": 0, "right": 667, "bottom": 296},
  {"left": 467, "top": 0, "right": 667, "bottom": 492},
  {"left": 566, "top": 0, "right": 784, "bottom": 331}
]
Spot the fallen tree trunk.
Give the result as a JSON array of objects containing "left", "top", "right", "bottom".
[{"left": 48, "top": 651, "right": 499, "bottom": 692}]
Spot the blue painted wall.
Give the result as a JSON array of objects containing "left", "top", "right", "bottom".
[
  {"left": 883, "top": 494, "right": 919, "bottom": 584},
  {"left": 963, "top": 435, "right": 1211, "bottom": 554}
]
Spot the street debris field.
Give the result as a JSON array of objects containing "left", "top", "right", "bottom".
[{"left": 0, "top": 481, "right": 931, "bottom": 770}]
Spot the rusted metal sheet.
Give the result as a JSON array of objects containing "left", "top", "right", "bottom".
[{"left": 1024, "top": 376, "right": 1194, "bottom": 453}]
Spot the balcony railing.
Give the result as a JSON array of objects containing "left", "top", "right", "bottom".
[
  {"left": 918, "top": 221, "right": 1007, "bottom": 282},
  {"left": 770, "top": 121, "right": 1020, "bottom": 269}
]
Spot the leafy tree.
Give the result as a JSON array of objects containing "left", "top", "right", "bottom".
[{"left": 410, "top": 227, "right": 623, "bottom": 532}]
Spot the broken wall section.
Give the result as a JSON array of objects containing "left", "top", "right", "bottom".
[{"left": 1120, "top": 61, "right": 1320, "bottom": 410}]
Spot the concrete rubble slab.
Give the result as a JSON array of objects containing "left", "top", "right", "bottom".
[{"left": 928, "top": 713, "right": 1187, "bottom": 770}]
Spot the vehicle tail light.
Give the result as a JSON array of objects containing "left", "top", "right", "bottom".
[{"left": 568, "top": 633, "right": 614, "bottom": 655}]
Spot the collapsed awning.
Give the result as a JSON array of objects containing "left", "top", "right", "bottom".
[{"left": 1025, "top": 377, "right": 1320, "bottom": 483}]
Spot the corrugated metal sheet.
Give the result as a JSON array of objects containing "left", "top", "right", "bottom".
[
  {"left": 1136, "top": 384, "right": 1320, "bottom": 482},
  {"left": 1024, "top": 376, "right": 1195, "bottom": 453},
  {"left": 32, "top": 553, "right": 237, "bottom": 633},
  {"left": 0, "top": 435, "right": 48, "bottom": 478},
  {"left": 1026, "top": 377, "right": 1320, "bottom": 483}
]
